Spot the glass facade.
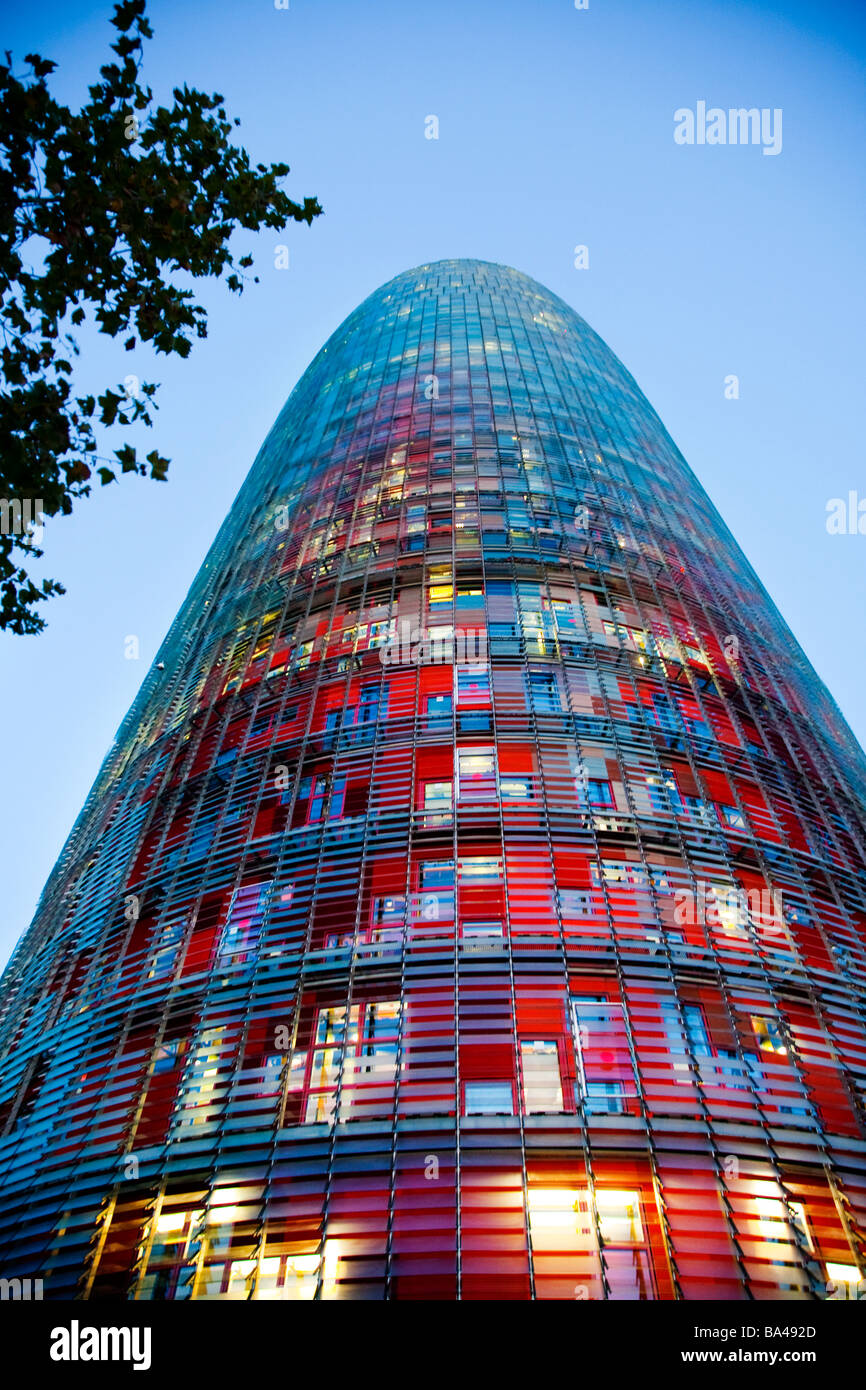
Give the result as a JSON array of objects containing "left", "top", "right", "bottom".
[{"left": 1, "top": 258, "right": 865, "bottom": 1300}]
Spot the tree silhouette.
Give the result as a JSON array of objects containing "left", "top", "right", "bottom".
[{"left": 0, "top": 0, "right": 321, "bottom": 632}]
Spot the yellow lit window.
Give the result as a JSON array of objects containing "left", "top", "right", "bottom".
[
  {"left": 596, "top": 1189, "right": 643, "bottom": 1244},
  {"left": 751, "top": 1015, "right": 787, "bottom": 1055}
]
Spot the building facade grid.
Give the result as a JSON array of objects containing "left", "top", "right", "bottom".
[{"left": 0, "top": 259, "right": 865, "bottom": 1300}]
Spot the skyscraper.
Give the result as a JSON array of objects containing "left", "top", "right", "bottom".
[{"left": 1, "top": 259, "right": 865, "bottom": 1301}]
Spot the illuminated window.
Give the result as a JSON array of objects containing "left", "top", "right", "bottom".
[
  {"left": 456, "top": 667, "right": 490, "bottom": 705},
  {"left": 428, "top": 582, "right": 454, "bottom": 610},
  {"left": 303, "top": 999, "right": 401, "bottom": 1124},
  {"left": 296, "top": 639, "right": 315, "bottom": 670},
  {"left": 526, "top": 1186, "right": 651, "bottom": 1298},
  {"left": 571, "top": 995, "right": 632, "bottom": 1114},
  {"left": 422, "top": 779, "right": 452, "bottom": 824},
  {"left": 751, "top": 1015, "right": 787, "bottom": 1055},
  {"left": 520, "top": 1040, "right": 564, "bottom": 1113},
  {"left": 646, "top": 773, "right": 684, "bottom": 816},
  {"left": 709, "top": 882, "right": 750, "bottom": 938},
  {"left": 596, "top": 1189, "right": 643, "bottom": 1244},
  {"left": 826, "top": 1262, "right": 864, "bottom": 1300},
  {"left": 788, "top": 1202, "right": 815, "bottom": 1253},
  {"left": 255, "top": 1252, "right": 321, "bottom": 1301},
  {"left": 458, "top": 856, "right": 502, "bottom": 882},
  {"left": 756, "top": 1197, "right": 815, "bottom": 1255},
  {"left": 136, "top": 1204, "right": 208, "bottom": 1299},
  {"left": 457, "top": 750, "right": 496, "bottom": 801}
]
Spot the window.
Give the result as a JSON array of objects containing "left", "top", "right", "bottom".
[
  {"left": 428, "top": 582, "right": 453, "bottom": 610},
  {"left": 421, "top": 779, "right": 452, "bottom": 824},
  {"left": 148, "top": 918, "right": 185, "bottom": 978},
  {"left": 650, "top": 693, "right": 680, "bottom": 733},
  {"left": 596, "top": 1189, "right": 656, "bottom": 1298},
  {"left": 458, "top": 710, "right": 491, "bottom": 734},
  {"left": 251, "top": 708, "right": 273, "bottom": 738},
  {"left": 296, "top": 639, "right": 314, "bottom": 671},
  {"left": 584, "top": 778, "right": 614, "bottom": 808},
  {"left": 646, "top": 773, "right": 684, "bottom": 816},
  {"left": 717, "top": 803, "right": 747, "bottom": 831},
  {"left": 255, "top": 1252, "right": 321, "bottom": 1301},
  {"left": 826, "top": 1262, "right": 864, "bottom": 1300},
  {"left": 303, "top": 1000, "right": 400, "bottom": 1124},
  {"left": 500, "top": 776, "right": 531, "bottom": 800},
  {"left": 425, "top": 693, "right": 452, "bottom": 725},
  {"left": 465, "top": 1081, "right": 513, "bottom": 1116},
  {"left": 683, "top": 1004, "right": 712, "bottom": 1056},
  {"left": 456, "top": 666, "right": 490, "bottom": 705},
  {"left": 153, "top": 1040, "right": 182, "bottom": 1074},
  {"left": 788, "top": 1202, "right": 815, "bottom": 1253},
  {"left": 356, "top": 685, "right": 380, "bottom": 726},
  {"left": 596, "top": 1190, "right": 643, "bottom": 1244},
  {"left": 520, "top": 1040, "right": 564, "bottom": 1113},
  {"left": 571, "top": 994, "right": 636, "bottom": 1115},
  {"left": 300, "top": 774, "right": 347, "bottom": 824},
  {"left": 368, "top": 620, "right": 391, "bottom": 647},
  {"left": 420, "top": 859, "right": 455, "bottom": 890},
  {"left": 708, "top": 882, "right": 750, "bottom": 939},
  {"left": 372, "top": 896, "right": 405, "bottom": 926},
  {"left": 526, "top": 1186, "right": 654, "bottom": 1298},
  {"left": 682, "top": 710, "right": 711, "bottom": 740},
  {"left": 138, "top": 1207, "right": 204, "bottom": 1299},
  {"left": 458, "top": 856, "right": 502, "bottom": 882},
  {"left": 462, "top": 920, "right": 503, "bottom": 939},
  {"left": 527, "top": 667, "right": 561, "bottom": 712},
  {"left": 751, "top": 1015, "right": 787, "bottom": 1055},
  {"left": 219, "top": 882, "right": 271, "bottom": 963},
  {"left": 683, "top": 794, "right": 714, "bottom": 827},
  {"left": 416, "top": 859, "right": 455, "bottom": 924},
  {"left": 185, "top": 822, "right": 217, "bottom": 864},
  {"left": 177, "top": 1027, "right": 225, "bottom": 1125},
  {"left": 457, "top": 750, "right": 496, "bottom": 802},
  {"left": 368, "top": 897, "right": 405, "bottom": 947},
  {"left": 756, "top": 1197, "right": 816, "bottom": 1254},
  {"left": 585, "top": 1081, "right": 625, "bottom": 1113}
]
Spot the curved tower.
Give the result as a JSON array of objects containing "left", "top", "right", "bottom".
[{"left": 2, "top": 259, "right": 865, "bottom": 1301}]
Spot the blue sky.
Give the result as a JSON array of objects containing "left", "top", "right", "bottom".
[{"left": 1, "top": 0, "right": 865, "bottom": 969}]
